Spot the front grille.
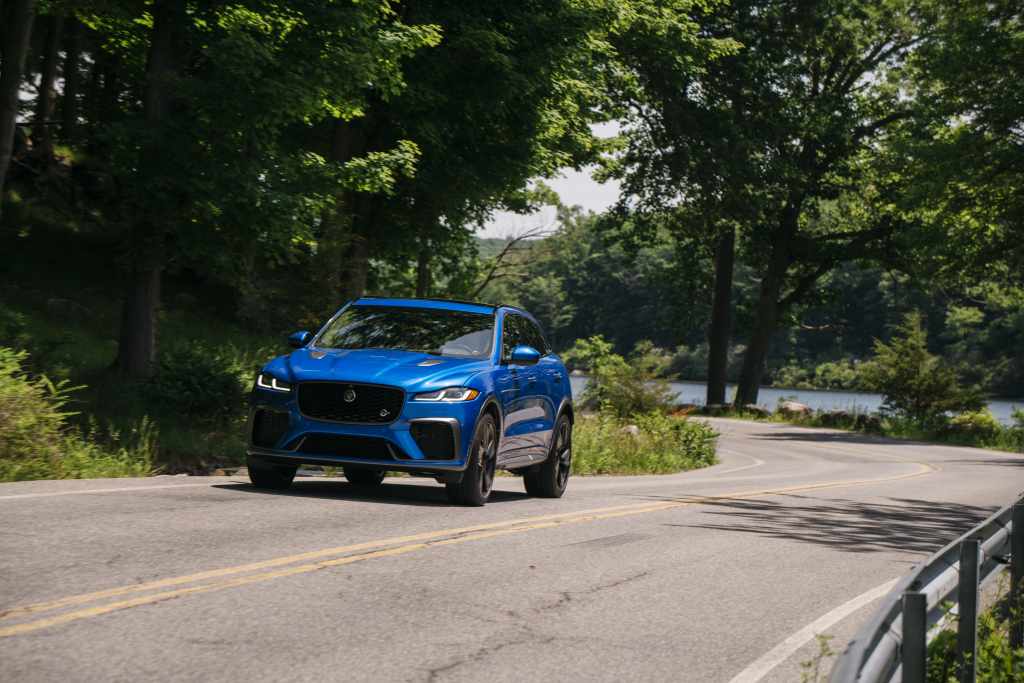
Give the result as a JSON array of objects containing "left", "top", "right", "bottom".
[
  {"left": 411, "top": 421, "right": 456, "bottom": 459},
  {"left": 252, "top": 409, "right": 289, "bottom": 448},
  {"left": 297, "top": 382, "right": 404, "bottom": 424},
  {"left": 289, "top": 434, "right": 398, "bottom": 460}
]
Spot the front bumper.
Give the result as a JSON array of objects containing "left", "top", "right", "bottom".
[{"left": 246, "top": 387, "right": 481, "bottom": 474}]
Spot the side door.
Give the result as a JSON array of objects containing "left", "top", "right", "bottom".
[
  {"left": 495, "top": 313, "right": 541, "bottom": 466},
  {"left": 521, "top": 316, "right": 558, "bottom": 456}
]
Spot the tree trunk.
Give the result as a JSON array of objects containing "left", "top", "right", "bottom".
[
  {"left": 415, "top": 240, "right": 431, "bottom": 297},
  {"left": 61, "top": 17, "right": 81, "bottom": 142},
  {"left": 340, "top": 228, "right": 369, "bottom": 301},
  {"left": 32, "top": 13, "right": 63, "bottom": 160},
  {"left": 114, "top": 0, "right": 182, "bottom": 378},
  {"left": 116, "top": 247, "right": 162, "bottom": 378},
  {"left": 706, "top": 226, "right": 735, "bottom": 405},
  {"left": 0, "top": 0, "right": 36, "bottom": 218},
  {"left": 734, "top": 209, "right": 798, "bottom": 406}
]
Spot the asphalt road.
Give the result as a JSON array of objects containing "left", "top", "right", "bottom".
[{"left": 1, "top": 419, "right": 1022, "bottom": 683}]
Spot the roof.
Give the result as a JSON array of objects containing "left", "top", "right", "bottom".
[{"left": 354, "top": 297, "right": 496, "bottom": 315}]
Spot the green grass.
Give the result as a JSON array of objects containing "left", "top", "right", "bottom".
[
  {"left": 571, "top": 412, "right": 718, "bottom": 475},
  {"left": 0, "top": 347, "right": 156, "bottom": 481}
]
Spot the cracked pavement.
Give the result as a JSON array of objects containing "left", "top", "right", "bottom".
[{"left": 1, "top": 419, "right": 1022, "bottom": 682}]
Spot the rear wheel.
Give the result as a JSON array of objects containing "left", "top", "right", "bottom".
[
  {"left": 344, "top": 467, "right": 386, "bottom": 487},
  {"left": 524, "top": 415, "right": 572, "bottom": 498},
  {"left": 247, "top": 458, "right": 297, "bottom": 491},
  {"left": 446, "top": 413, "right": 497, "bottom": 506}
]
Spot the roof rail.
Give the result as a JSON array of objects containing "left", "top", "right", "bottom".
[{"left": 357, "top": 296, "right": 497, "bottom": 309}]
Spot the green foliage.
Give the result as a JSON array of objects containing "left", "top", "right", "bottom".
[
  {"left": 773, "top": 359, "right": 864, "bottom": 391},
  {"left": 940, "top": 410, "right": 1003, "bottom": 443},
  {"left": 0, "top": 347, "right": 153, "bottom": 481},
  {"left": 859, "top": 313, "right": 984, "bottom": 427},
  {"left": 926, "top": 595, "right": 1024, "bottom": 682},
  {"left": 144, "top": 344, "right": 247, "bottom": 420},
  {"left": 572, "top": 413, "right": 717, "bottom": 475},
  {"left": 564, "top": 335, "right": 674, "bottom": 418}
]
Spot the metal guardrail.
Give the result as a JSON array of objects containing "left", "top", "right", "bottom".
[{"left": 830, "top": 496, "right": 1024, "bottom": 683}]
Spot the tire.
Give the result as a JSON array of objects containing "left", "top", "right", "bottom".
[
  {"left": 524, "top": 415, "right": 572, "bottom": 498},
  {"left": 446, "top": 413, "right": 498, "bottom": 506},
  {"left": 344, "top": 467, "right": 386, "bottom": 487},
  {"left": 247, "top": 458, "right": 297, "bottom": 490}
]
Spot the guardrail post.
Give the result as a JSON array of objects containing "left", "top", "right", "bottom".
[
  {"left": 1012, "top": 503, "right": 1024, "bottom": 650},
  {"left": 903, "top": 591, "right": 927, "bottom": 683},
  {"left": 957, "top": 539, "right": 980, "bottom": 683}
]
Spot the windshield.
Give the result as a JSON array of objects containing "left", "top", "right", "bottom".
[{"left": 315, "top": 305, "right": 495, "bottom": 359}]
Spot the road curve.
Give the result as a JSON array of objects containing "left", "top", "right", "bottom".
[{"left": 1, "top": 419, "right": 1021, "bottom": 682}]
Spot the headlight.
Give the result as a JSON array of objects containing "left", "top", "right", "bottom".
[
  {"left": 256, "top": 372, "right": 291, "bottom": 393},
  {"left": 413, "top": 387, "right": 479, "bottom": 402}
]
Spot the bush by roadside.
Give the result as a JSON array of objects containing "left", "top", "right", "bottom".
[
  {"left": 925, "top": 589, "right": 1024, "bottom": 682},
  {"left": 564, "top": 336, "right": 675, "bottom": 418},
  {"left": 572, "top": 412, "right": 717, "bottom": 475},
  {"left": 0, "top": 347, "right": 154, "bottom": 481}
]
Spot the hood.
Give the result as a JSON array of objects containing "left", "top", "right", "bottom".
[{"left": 265, "top": 347, "right": 489, "bottom": 392}]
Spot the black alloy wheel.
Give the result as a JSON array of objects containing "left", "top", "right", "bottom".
[
  {"left": 446, "top": 413, "right": 497, "bottom": 506},
  {"left": 524, "top": 415, "right": 572, "bottom": 498}
]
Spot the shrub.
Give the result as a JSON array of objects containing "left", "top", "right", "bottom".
[
  {"left": 572, "top": 412, "right": 717, "bottom": 475},
  {"left": 940, "top": 410, "right": 1002, "bottom": 442},
  {"left": 0, "top": 346, "right": 154, "bottom": 480},
  {"left": 564, "top": 336, "right": 674, "bottom": 418},
  {"left": 145, "top": 342, "right": 246, "bottom": 420},
  {"left": 925, "top": 593, "right": 1024, "bottom": 682},
  {"left": 858, "top": 312, "right": 984, "bottom": 428}
]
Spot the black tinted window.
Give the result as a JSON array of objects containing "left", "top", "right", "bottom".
[
  {"left": 316, "top": 306, "right": 494, "bottom": 359},
  {"left": 524, "top": 319, "right": 548, "bottom": 354},
  {"left": 501, "top": 314, "right": 526, "bottom": 359},
  {"left": 502, "top": 313, "right": 547, "bottom": 358}
]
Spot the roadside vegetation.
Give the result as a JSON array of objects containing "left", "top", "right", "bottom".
[
  {"left": 925, "top": 587, "right": 1024, "bottom": 682},
  {"left": 709, "top": 314, "right": 1024, "bottom": 455},
  {"left": 566, "top": 337, "right": 718, "bottom": 475},
  {"left": 0, "top": 347, "right": 154, "bottom": 480}
]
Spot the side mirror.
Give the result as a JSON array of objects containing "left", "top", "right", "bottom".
[
  {"left": 509, "top": 344, "right": 541, "bottom": 366},
  {"left": 288, "top": 330, "right": 313, "bottom": 349}
]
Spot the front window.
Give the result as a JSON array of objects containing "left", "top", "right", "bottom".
[{"left": 315, "top": 305, "right": 495, "bottom": 359}]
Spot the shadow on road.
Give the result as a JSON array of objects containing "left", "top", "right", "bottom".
[
  {"left": 752, "top": 429, "right": 921, "bottom": 447},
  {"left": 212, "top": 480, "right": 529, "bottom": 507},
  {"left": 657, "top": 494, "right": 998, "bottom": 554}
]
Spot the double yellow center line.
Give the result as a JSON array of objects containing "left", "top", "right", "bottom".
[{"left": 0, "top": 460, "right": 935, "bottom": 638}]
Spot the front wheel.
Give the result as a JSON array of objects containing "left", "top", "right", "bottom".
[
  {"left": 446, "top": 413, "right": 497, "bottom": 506},
  {"left": 524, "top": 415, "right": 572, "bottom": 498},
  {"left": 247, "top": 458, "right": 297, "bottom": 491}
]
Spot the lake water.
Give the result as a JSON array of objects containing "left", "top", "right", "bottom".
[{"left": 568, "top": 376, "right": 1023, "bottom": 426}]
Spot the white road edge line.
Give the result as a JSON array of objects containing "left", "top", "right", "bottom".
[
  {"left": 727, "top": 578, "right": 898, "bottom": 683},
  {"left": 0, "top": 482, "right": 230, "bottom": 501},
  {"left": 712, "top": 450, "right": 766, "bottom": 476}
]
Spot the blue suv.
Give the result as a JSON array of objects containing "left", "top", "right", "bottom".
[{"left": 247, "top": 297, "right": 574, "bottom": 505}]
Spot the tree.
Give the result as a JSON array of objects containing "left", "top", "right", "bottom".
[
  {"left": 612, "top": 0, "right": 922, "bottom": 406},
  {"left": 89, "top": 1, "right": 439, "bottom": 377},
  {"left": 901, "top": 0, "right": 1023, "bottom": 285},
  {"left": 327, "top": 0, "right": 624, "bottom": 304},
  {"left": 0, "top": 0, "right": 37, "bottom": 215},
  {"left": 859, "top": 312, "right": 983, "bottom": 426}
]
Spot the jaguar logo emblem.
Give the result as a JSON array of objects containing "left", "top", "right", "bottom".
[{"left": 343, "top": 388, "right": 357, "bottom": 403}]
